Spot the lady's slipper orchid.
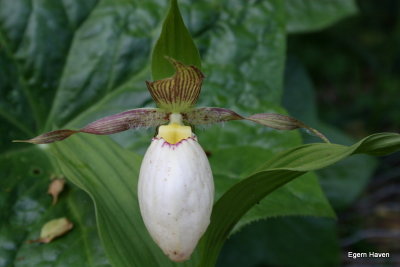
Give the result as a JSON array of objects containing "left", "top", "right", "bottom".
[
  {"left": 139, "top": 113, "right": 213, "bottom": 261},
  {"left": 15, "top": 58, "right": 328, "bottom": 262}
]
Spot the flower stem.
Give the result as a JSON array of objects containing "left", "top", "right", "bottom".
[{"left": 169, "top": 113, "right": 183, "bottom": 125}]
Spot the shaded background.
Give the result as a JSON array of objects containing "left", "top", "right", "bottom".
[{"left": 218, "top": 0, "right": 400, "bottom": 266}]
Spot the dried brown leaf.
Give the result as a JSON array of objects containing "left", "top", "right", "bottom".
[
  {"left": 28, "top": 218, "right": 73, "bottom": 244},
  {"left": 48, "top": 178, "right": 66, "bottom": 205}
]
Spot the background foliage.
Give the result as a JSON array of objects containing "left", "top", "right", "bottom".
[{"left": 1, "top": 0, "right": 399, "bottom": 266}]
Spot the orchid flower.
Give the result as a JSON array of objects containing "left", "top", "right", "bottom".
[{"left": 15, "top": 58, "right": 328, "bottom": 262}]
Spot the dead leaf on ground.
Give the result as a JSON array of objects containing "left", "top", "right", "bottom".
[
  {"left": 48, "top": 177, "right": 66, "bottom": 205},
  {"left": 28, "top": 217, "right": 73, "bottom": 244}
]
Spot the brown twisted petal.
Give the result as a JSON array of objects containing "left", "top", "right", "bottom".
[
  {"left": 146, "top": 57, "right": 204, "bottom": 112},
  {"left": 247, "top": 113, "right": 329, "bottom": 143},
  {"left": 246, "top": 113, "right": 304, "bottom": 130},
  {"left": 183, "top": 107, "right": 329, "bottom": 143},
  {"left": 182, "top": 107, "right": 243, "bottom": 125},
  {"left": 13, "top": 108, "right": 169, "bottom": 144}
]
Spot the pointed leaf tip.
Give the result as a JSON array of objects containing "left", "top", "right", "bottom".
[{"left": 151, "top": 0, "right": 201, "bottom": 80}]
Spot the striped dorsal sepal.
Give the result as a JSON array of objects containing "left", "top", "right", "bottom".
[{"left": 146, "top": 58, "right": 204, "bottom": 113}]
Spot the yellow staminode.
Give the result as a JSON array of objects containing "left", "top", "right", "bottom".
[
  {"left": 158, "top": 113, "right": 192, "bottom": 144},
  {"left": 158, "top": 123, "right": 192, "bottom": 144}
]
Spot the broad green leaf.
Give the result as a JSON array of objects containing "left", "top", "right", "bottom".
[
  {"left": 284, "top": 0, "right": 358, "bottom": 33},
  {"left": 229, "top": 172, "right": 334, "bottom": 232},
  {"left": 14, "top": 188, "right": 110, "bottom": 267},
  {"left": 151, "top": 0, "right": 201, "bottom": 80},
  {"left": 218, "top": 217, "right": 339, "bottom": 267},
  {"left": 198, "top": 133, "right": 400, "bottom": 267},
  {"left": 283, "top": 57, "right": 377, "bottom": 209},
  {"left": 0, "top": 0, "right": 99, "bottom": 133},
  {"left": 0, "top": 147, "right": 109, "bottom": 267},
  {"left": 44, "top": 0, "right": 163, "bottom": 129}
]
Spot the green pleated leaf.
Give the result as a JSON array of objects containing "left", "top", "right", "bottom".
[
  {"left": 198, "top": 133, "right": 400, "bottom": 266},
  {"left": 151, "top": 0, "right": 201, "bottom": 80}
]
